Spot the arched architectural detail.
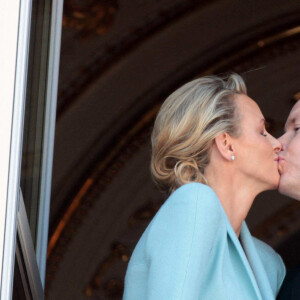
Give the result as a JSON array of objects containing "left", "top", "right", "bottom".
[{"left": 47, "top": 14, "right": 300, "bottom": 297}]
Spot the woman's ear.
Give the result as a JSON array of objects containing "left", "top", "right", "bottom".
[{"left": 214, "top": 133, "right": 235, "bottom": 161}]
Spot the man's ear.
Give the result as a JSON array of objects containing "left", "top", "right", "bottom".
[{"left": 214, "top": 133, "right": 235, "bottom": 161}]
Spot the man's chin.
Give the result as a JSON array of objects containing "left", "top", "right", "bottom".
[
  {"left": 278, "top": 178, "right": 300, "bottom": 200},
  {"left": 278, "top": 176, "right": 288, "bottom": 193},
  {"left": 273, "top": 179, "right": 280, "bottom": 190},
  {"left": 278, "top": 183, "right": 285, "bottom": 195}
]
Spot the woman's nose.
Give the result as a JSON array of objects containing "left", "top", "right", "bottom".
[
  {"left": 278, "top": 132, "right": 287, "bottom": 150},
  {"left": 271, "top": 136, "right": 282, "bottom": 153},
  {"left": 274, "top": 142, "right": 282, "bottom": 153}
]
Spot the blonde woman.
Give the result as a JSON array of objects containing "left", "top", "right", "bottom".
[{"left": 123, "top": 74, "right": 285, "bottom": 300}]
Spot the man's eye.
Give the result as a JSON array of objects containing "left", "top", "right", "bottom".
[
  {"left": 261, "top": 132, "right": 267, "bottom": 136},
  {"left": 295, "top": 127, "right": 300, "bottom": 132}
]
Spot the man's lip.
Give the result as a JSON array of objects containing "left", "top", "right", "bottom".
[{"left": 277, "top": 156, "right": 285, "bottom": 162}]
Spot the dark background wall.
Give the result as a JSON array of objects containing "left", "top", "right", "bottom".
[{"left": 46, "top": 1, "right": 300, "bottom": 299}]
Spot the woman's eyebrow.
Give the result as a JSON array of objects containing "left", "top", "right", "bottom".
[
  {"left": 260, "top": 118, "right": 271, "bottom": 130},
  {"left": 260, "top": 118, "right": 268, "bottom": 126}
]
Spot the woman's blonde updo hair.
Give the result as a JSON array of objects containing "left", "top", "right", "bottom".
[{"left": 151, "top": 73, "right": 247, "bottom": 194}]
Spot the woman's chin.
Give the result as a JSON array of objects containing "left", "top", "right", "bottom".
[
  {"left": 272, "top": 176, "right": 280, "bottom": 189},
  {"left": 271, "top": 168, "right": 281, "bottom": 189},
  {"left": 264, "top": 175, "right": 280, "bottom": 191}
]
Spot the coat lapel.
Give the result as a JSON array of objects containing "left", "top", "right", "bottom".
[
  {"left": 239, "top": 222, "right": 275, "bottom": 300},
  {"left": 224, "top": 216, "right": 263, "bottom": 300}
]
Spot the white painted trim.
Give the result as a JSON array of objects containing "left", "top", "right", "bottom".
[
  {"left": 18, "top": 192, "right": 44, "bottom": 300},
  {"left": 0, "top": 0, "right": 32, "bottom": 298},
  {"left": 36, "top": 0, "right": 64, "bottom": 287}
]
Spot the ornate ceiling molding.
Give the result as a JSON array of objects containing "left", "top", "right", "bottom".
[
  {"left": 84, "top": 201, "right": 162, "bottom": 298},
  {"left": 63, "top": 0, "right": 119, "bottom": 38},
  {"left": 46, "top": 104, "right": 160, "bottom": 294},
  {"left": 204, "top": 25, "right": 300, "bottom": 75},
  {"left": 57, "top": 0, "right": 213, "bottom": 119}
]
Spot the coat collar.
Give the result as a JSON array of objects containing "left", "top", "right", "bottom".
[
  {"left": 224, "top": 216, "right": 275, "bottom": 300},
  {"left": 239, "top": 222, "right": 275, "bottom": 300},
  {"left": 223, "top": 215, "right": 263, "bottom": 300},
  {"left": 211, "top": 187, "right": 276, "bottom": 300}
]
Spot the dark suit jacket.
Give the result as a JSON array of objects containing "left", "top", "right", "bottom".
[{"left": 277, "top": 264, "right": 300, "bottom": 299}]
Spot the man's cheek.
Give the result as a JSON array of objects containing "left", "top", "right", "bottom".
[{"left": 296, "top": 163, "right": 300, "bottom": 179}]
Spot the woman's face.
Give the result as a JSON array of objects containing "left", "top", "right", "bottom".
[{"left": 233, "top": 94, "right": 281, "bottom": 191}]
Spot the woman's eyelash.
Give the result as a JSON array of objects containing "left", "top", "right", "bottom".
[{"left": 261, "top": 131, "right": 267, "bottom": 136}]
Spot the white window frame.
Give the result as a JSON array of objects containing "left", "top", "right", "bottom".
[
  {"left": 35, "top": 0, "right": 64, "bottom": 286},
  {"left": 0, "top": 1, "right": 32, "bottom": 299},
  {"left": 17, "top": 191, "right": 44, "bottom": 299},
  {"left": 0, "top": 0, "right": 63, "bottom": 298}
]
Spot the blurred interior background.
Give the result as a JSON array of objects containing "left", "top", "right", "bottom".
[{"left": 45, "top": 1, "right": 300, "bottom": 299}]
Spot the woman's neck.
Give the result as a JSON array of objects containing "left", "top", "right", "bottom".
[{"left": 205, "top": 166, "right": 260, "bottom": 237}]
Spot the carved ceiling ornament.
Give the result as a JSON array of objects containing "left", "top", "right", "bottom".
[
  {"left": 57, "top": 0, "right": 209, "bottom": 118},
  {"left": 63, "top": 0, "right": 119, "bottom": 38},
  {"left": 84, "top": 201, "right": 162, "bottom": 298},
  {"left": 46, "top": 26, "right": 300, "bottom": 298},
  {"left": 45, "top": 104, "right": 161, "bottom": 296}
]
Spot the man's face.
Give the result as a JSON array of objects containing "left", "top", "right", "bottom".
[{"left": 278, "top": 100, "right": 300, "bottom": 200}]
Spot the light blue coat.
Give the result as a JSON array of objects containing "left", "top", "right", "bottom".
[{"left": 123, "top": 183, "right": 285, "bottom": 300}]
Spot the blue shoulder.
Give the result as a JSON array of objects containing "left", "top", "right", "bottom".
[
  {"left": 125, "top": 183, "right": 224, "bottom": 299},
  {"left": 158, "top": 182, "right": 222, "bottom": 223},
  {"left": 167, "top": 182, "right": 221, "bottom": 210},
  {"left": 145, "top": 183, "right": 223, "bottom": 254}
]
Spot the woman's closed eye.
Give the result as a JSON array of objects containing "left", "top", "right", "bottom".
[
  {"left": 260, "top": 129, "right": 268, "bottom": 136},
  {"left": 260, "top": 121, "right": 270, "bottom": 136}
]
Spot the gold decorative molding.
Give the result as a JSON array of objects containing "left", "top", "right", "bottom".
[
  {"left": 204, "top": 25, "right": 300, "bottom": 75},
  {"left": 85, "top": 243, "right": 130, "bottom": 298},
  {"left": 63, "top": 0, "right": 119, "bottom": 38},
  {"left": 47, "top": 104, "right": 160, "bottom": 260},
  {"left": 84, "top": 202, "right": 161, "bottom": 298},
  {"left": 45, "top": 105, "right": 161, "bottom": 294},
  {"left": 57, "top": 0, "right": 211, "bottom": 118}
]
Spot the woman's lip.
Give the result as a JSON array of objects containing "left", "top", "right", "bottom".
[{"left": 275, "top": 157, "right": 285, "bottom": 162}]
